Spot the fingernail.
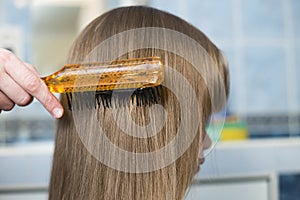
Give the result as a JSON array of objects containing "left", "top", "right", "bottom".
[{"left": 53, "top": 108, "right": 63, "bottom": 118}]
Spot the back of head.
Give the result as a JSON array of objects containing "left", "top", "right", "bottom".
[{"left": 49, "top": 6, "right": 229, "bottom": 200}]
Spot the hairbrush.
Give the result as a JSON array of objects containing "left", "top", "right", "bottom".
[{"left": 41, "top": 57, "right": 164, "bottom": 110}]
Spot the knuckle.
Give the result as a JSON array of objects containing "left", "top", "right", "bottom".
[
  {"left": 0, "top": 93, "right": 14, "bottom": 111},
  {"left": 2, "top": 102, "right": 15, "bottom": 111},
  {"left": 23, "top": 75, "right": 41, "bottom": 94},
  {"left": 17, "top": 94, "right": 33, "bottom": 106}
]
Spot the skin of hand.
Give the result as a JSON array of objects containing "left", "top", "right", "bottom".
[{"left": 0, "top": 48, "right": 64, "bottom": 118}]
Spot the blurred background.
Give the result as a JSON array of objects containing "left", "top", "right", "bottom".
[{"left": 0, "top": 0, "right": 299, "bottom": 199}]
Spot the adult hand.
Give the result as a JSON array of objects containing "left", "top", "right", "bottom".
[{"left": 0, "top": 48, "right": 64, "bottom": 118}]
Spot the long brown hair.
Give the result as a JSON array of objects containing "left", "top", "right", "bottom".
[{"left": 49, "top": 6, "right": 229, "bottom": 200}]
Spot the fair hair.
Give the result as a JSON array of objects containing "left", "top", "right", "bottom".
[{"left": 49, "top": 6, "right": 229, "bottom": 200}]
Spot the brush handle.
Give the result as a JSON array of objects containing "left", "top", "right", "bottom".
[{"left": 41, "top": 57, "right": 164, "bottom": 93}]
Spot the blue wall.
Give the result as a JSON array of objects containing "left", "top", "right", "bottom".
[{"left": 150, "top": 0, "right": 300, "bottom": 116}]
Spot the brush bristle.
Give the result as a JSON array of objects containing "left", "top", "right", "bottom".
[{"left": 66, "top": 86, "right": 163, "bottom": 110}]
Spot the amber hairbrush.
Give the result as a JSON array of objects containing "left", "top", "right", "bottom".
[{"left": 41, "top": 57, "right": 164, "bottom": 109}]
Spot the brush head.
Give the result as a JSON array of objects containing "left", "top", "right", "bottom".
[{"left": 66, "top": 85, "right": 163, "bottom": 110}]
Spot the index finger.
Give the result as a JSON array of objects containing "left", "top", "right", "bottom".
[{"left": 1, "top": 50, "right": 64, "bottom": 118}]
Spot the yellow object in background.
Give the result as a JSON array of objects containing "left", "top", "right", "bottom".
[
  {"left": 220, "top": 120, "right": 248, "bottom": 141},
  {"left": 207, "top": 115, "right": 249, "bottom": 142}
]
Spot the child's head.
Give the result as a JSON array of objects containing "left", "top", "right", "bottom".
[{"left": 49, "top": 6, "right": 229, "bottom": 200}]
